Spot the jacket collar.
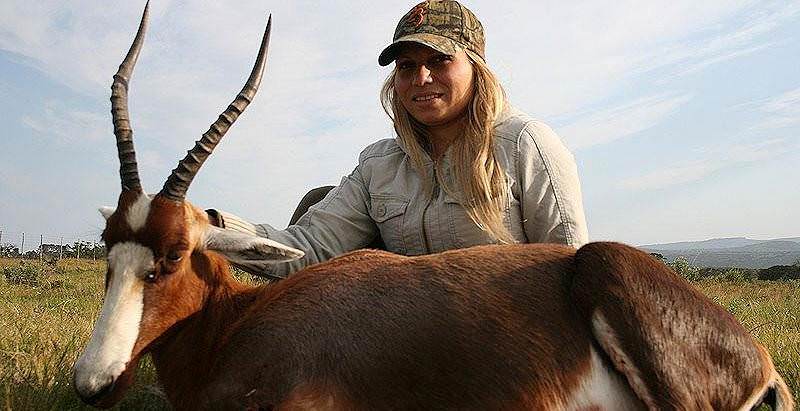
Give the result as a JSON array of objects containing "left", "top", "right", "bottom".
[{"left": 393, "top": 103, "right": 518, "bottom": 165}]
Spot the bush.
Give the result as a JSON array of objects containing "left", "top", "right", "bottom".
[
  {"left": 716, "top": 268, "right": 758, "bottom": 282},
  {"left": 669, "top": 257, "right": 700, "bottom": 281},
  {"left": 759, "top": 265, "right": 800, "bottom": 281},
  {"left": 2, "top": 261, "right": 41, "bottom": 286}
]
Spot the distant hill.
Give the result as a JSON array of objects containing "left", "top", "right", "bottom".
[
  {"left": 639, "top": 237, "right": 800, "bottom": 250},
  {"left": 728, "top": 241, "right": 800, "bottom": 252},
  {"left": 640, "top": 237, "right": 800, "bottom": 269}
]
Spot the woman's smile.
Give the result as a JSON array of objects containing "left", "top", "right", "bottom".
[{"left": 412, "top": 92, "right": 444, "bottom": 103}]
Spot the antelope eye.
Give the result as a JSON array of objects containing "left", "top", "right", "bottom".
[
  {"left": 144, "top": 270, "right": 158, "bottom": 283},
  {"left": 167, "top": 251, "right": 183, "bottom": 262}
]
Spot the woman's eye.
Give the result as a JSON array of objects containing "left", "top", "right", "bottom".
[
  {"left": 167, "top": 252, "right": 182, "bottom": 262},
  {"left": 431, "top": 55, "right": 452, "bottom": 66},
  {"left": 396, "top": 59, "right": 416, "bottom": 69}
]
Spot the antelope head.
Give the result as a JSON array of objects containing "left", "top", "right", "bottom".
[{"left": 73, "top": 3, "right": 302, "bottom": 407}]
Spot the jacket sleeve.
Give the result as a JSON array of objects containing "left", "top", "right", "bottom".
[
  {"left": 517, "top": 120, "right": 589, "bottom": 248},
  {"left": 210, "top": 165, "right": 378, "bottom": 279}
]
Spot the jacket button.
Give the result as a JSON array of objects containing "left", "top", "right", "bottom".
[{"left": 377, "top": 204, "right": 386, "bottom": 216}]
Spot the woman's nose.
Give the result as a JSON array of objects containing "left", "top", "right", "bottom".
[{"left": 413, "top": 65, "right": 433, "bottom": 86}]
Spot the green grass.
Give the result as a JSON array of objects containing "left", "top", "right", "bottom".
[{"left": 0, "top": 258, "right": 797, "bottom": 409}]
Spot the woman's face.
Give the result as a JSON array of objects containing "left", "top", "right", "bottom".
[{"left": 393, "top": 43, "right": 475, "bottom": 129}]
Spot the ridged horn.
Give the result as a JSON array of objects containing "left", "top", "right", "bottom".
[
  {"left": 159, "top": 15, "right": 272, "bottom": 202},
  {"left": 112, "top": 1, "right": 150, "bottom": 193}
]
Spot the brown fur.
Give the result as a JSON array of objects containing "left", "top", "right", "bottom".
[
  {"left": 87, "top": 194, "right": 790, "bottom": 410},
  {"left": 572, "top": 242, "right": 778, "bottom": 410},
  {"left": 149, "top": 244, "right": 594, "bottom": 410}
]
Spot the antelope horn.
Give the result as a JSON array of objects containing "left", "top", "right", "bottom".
[
  {"left": 159, "top": 15, "right": 273, "bottom": 202},
  {"left": 112, "top": 1, "right": 150, "bottom": 193}
]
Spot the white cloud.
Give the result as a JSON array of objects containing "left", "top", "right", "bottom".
[
  {"left": 619, "top": 162, "right": 719, "bottom": 191},
  {"left": 20, "top": 100, "right": 107, "bottom": 143},
  {"left": 726, "top": 85, "right": 800, "bottom": 133},
  {"left": 761, "top": 87, "right": 800, "bottom": 113},
  {"left": 480, "top": 0, "right": 781, "bottom": 116},
  {"left": 631, "top": 2, "right": 800, "bottom": 79},
  {"left": 619, "top": 138, "right": 795, "bottom": 190},
  {"left": 558, "top": 93, "right": 692, "bottom": 150},
  {"left": 1, "top": 0, "right": 798, "bottom": 237},
  {"left": 751, "top": 86, "right": 800, "bottom": 131},
  {"left": 4, "top": 1, "right": 792, "bottom": 123}
]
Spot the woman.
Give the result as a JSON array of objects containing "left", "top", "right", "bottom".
[{"left": 209, "top": 0, "right": 588, "bottom": 279}]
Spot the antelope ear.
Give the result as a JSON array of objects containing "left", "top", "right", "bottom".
[
  {"left": 204, "top": 226, "right": 304, "bottom": 264},
  {"left": 99, "top": 206, "right": 116, "bottom": 220}
]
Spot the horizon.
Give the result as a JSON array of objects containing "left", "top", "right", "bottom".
[
  {"left": 639, "top": 235, "right": 800, "bottom": 246},
  {"left": 1, "top": 1, "right": 799, "bottom": 249},
  {"left": 4, "top": 230, "right": 800, "bottom": 253}
]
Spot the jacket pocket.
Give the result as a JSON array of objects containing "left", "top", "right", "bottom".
[
  {"left": 443, "top": 192, "right": 493, "bottom": 248},
  {"left": 369, "top": 196, "right": 408, "bottom": 253},
  {"left": 444, "top": 175, "right": 526, "bottom": 247}
]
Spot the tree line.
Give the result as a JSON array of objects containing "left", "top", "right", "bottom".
[{"left": 0, "top": 241, "right": 106, "bottom": 260}]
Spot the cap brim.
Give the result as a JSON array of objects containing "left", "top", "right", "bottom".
[{"left": 378, "top": 33, "right": 462, "bottom": 66}]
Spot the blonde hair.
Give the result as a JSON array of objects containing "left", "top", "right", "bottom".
[{"left": 380, "top": 49, "right": 514, "bottom": 244}]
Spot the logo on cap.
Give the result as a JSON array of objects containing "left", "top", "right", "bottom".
[{"left": 406, "top": 1, "right": 429, "bottom": 28}]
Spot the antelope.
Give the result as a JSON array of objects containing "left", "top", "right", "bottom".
[{"left": 73, "top": 3, "right": 794, "bottom": 410}]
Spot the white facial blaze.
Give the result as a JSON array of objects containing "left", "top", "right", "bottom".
[
  {"left": 73, "top": 242, "right": 153, "bottom": 398},
  {"left": 126, "top": 194, "right": 152, "bottom": 232}
]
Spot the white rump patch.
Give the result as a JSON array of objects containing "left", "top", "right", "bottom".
[
  {"left": 586, "top": 311, "right": 653, "bottom": 410},
  {"left": 126, "top": 194, "right": 152, "bottom": 232},
  {"left": 565, "top": 347, "right": 644, "bottom": 411},
  {"left": 73, "top": 242, "right": 153, "bottom": 398}
]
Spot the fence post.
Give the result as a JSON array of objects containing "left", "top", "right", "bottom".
[
  {"left": 39, "top": 234, "right": 43, "bottom": 262},
  {"left": 21, "top": 233, "right": 25, "bottom": 258},
  {"left": 60, "top": 237, "right": 64, "bottom": 260}
]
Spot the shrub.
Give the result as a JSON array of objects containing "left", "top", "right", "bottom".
[
  {"left": 2, "top": 261, "right": 41, "bottom": 286},
  {"left": 669, "top": 256, "right": 700, "bottom": 281},
  {"left": 759, "top": 265, "right": 800, "bottom": 281},
  {"left": 716, "top": 268, "right": 758, "bottom": 282}
]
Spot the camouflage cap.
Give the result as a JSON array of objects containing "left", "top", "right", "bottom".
[{"left": 378, "top": 0, "right": 486, "bottom": 66}]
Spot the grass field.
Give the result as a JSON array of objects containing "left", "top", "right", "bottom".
[{"left": 1, "top": 258, "right": 798, "bottom": 410}]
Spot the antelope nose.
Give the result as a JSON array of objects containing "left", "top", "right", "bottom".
[
  {"left": 87, "top": 383, "right": 114, "bottom": 405},
  {"left": 74, "top": 372, "right": 115, "bottom": 406}
]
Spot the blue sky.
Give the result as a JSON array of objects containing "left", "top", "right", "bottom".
[{"left": 0, "top": 0, "right": 798, "bottom": 250}]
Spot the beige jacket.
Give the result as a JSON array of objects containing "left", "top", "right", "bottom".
[{"left": 216, "top": 107, "right": 588, "bottom": 279}]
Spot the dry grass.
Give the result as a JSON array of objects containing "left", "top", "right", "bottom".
[
  {"left": 0, "top": 259, "right": 166, "bottom": 410},
  {"left": 694, "top": 280, "right": 800, "bottom": 398}
]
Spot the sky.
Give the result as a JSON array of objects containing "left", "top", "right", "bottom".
[{"left": 0, "top": 0, "right": 798, "bottom": 251}]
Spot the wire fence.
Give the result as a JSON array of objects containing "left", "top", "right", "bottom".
[{"left": 0, "top": 228, "right": 105, "bottom": 261}]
